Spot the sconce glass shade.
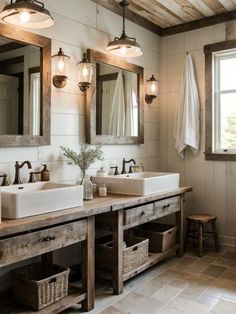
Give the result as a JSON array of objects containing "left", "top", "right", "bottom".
[
  {"left": 145, "top": 75, "right": 159, "bottom": 104},
  {"left": 106, "top": 0, "right": 143, "bottom": 58},
  {"left": 78, "top": 53, "right": 93, "bottom": 92},
  {"left": 0, "top": 0, "right": 54, "bottom": 29},
  {"left": 52, "top": 48, "right": 70, "bottom": 89}
]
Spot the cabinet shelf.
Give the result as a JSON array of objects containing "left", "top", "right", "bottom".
[
  {"left": 0, "top": 286, "right": 86, "bottom": 314},
  {"left": 96, "top": 244, "right": 179, "bottom": 282}
]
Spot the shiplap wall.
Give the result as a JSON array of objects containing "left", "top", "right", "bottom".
[
  {"left": 0, "top": 0, "right": 160, "bottom": 290},
  {"left": 160, "top": 22, "right": 236, "bottom": 252},
  {"left": 0, "top": 0, "right": 161, "bottom": 183}
]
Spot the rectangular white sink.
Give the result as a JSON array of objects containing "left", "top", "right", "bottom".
[
  {"left": 1, "top": 182, "right": 83, "bottom": 219},
  {"left": 93, "top": 172, "right": 179, "bottom": 196}
]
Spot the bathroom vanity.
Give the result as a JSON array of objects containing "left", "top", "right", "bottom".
[{"left": 0, "top": 187, "right": 191, "bottom": 313}]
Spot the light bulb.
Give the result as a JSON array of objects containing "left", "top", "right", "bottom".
[
  {"left": 151, "top": 83, "right": 157, "bottom": 94},
  {"left": 82, "top": 66, "right": 88, "bottom": 77},
  {"left": 19, "top": 10, "right": 30, "bottom": 23},
  {"left": 58, "top": 59, "right": 65, "bottom": 72},
  {"left": 120, "top": 46, "right": 128, "bottom": 55}
]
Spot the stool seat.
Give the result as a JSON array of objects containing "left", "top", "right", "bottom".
[
  {"left": 187, "top": 214, "right": 216, "bottom": 224},
  {"left": 185, "top": 214, "right": 219, "bottom": 257}
]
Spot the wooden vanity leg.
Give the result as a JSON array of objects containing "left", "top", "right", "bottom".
[
  {"left": 41, "top": 252, "right": 53, "bottom": 265},
  {"left": 82, "top": 216, "right": 95, "bottom": 311},
  {"left": 112, "top": 209, "right": 124, "bottom": 295},
  {"left": 176, "top": 195, "right": 184, "bottom": 257}
]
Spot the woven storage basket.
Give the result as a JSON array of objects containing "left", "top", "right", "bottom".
[
  {"left": 134, "top": 223, "right": 177, "bottom": 253},
  {"left": 96, "top": 235, "right": 149, "bottom": 274},
  {"left": 11, "top": 262, "right": 70, "bottom": 311}
]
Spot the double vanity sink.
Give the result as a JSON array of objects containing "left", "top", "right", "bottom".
[
  {"left": 1, "top": 172, "right": 179, "bottom": 219},
  {"left": 1, "top": 182, "right": 83, "bottom": 219},
  {"left": 93, "top": 172, "right": 180, "bottom": 196}
]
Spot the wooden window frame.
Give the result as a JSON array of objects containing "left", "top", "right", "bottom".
[{"left": 205, "top": 40, "right": 236, "bottom": 161}]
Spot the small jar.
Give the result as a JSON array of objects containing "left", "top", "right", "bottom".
[
  {"left": 96, "top": 167, "right": 107, "bottom": 177},
  {"left": 99, "top": 184, "right": 107, "bottom": 197}
]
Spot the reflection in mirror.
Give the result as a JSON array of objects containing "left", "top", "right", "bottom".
[
  {"left": 96, "top": 63, "right": 138, "bottom": 137},
  {"left": 0, "top": 37, "right": 40, "bottom": 136}
]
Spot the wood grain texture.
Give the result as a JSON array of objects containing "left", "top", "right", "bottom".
[
  {"left": 0, "top": 23, "right": 51, "bottom": 147},
  {"left": 0, "top": 219, "right": 87, "bottom": 267},
  {"left": 92, "top": 0, "right": 236, "bottom": 36},
  {"left": 112, "top": 209, "right": 124, "bottom": 295},
  {"left": 0, "top": 187, "right": 192, "bottom": 238},
  {"left": 82, "top": 216, "right": 95, "bottom": 311}
]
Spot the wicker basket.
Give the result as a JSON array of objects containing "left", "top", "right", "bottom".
[
  {"left": 134, "top": 223, "right": 177, "bottom": 253},
  {"left": 96, "top": 235, "right": 149, "bottom": 274},
  {"left": 11, "top": 263, "right": 70, "bottom": 311}
]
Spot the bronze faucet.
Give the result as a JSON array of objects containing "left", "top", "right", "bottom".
[
  {"left": 121, "top": 158, "right": 136, "bottom": 174},
  {"left": 13, "top": 161, "right": 32, "bottom": 185}
]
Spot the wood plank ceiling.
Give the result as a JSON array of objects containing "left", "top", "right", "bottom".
[{"left": 92, "top": 0, "right": 236, "bottom": 36}]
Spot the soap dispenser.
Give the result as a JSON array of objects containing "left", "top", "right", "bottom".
[{"left": 41, "top": 164, "right": 50, "bottom": 181}]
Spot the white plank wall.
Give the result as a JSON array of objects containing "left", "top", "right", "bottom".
[
  {"left": 0, "top": 0, "right": 161, "bottom": 290},
  {"left": 160, "top": 22, "right": 236, "bottom": 252}
]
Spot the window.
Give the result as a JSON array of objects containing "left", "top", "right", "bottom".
[{"left": 205, "top": 40, "right": 236, "bottom": 161}]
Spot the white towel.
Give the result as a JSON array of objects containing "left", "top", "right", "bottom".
[
  {"left": 174, "top": 53, "right": 200, "bottom": 158},
  {"left": 109, "top": 71, "right": 125, "bottom": 136}
]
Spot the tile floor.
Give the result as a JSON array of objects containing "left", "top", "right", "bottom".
[{"left": 64, "top": 250, "right": 236, "bottom": 314}]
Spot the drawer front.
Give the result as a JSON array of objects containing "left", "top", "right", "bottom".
[
  {"left": 124, "top": 203, "right": 155, "bottom": 226},
  {"left": 0, "top": 219, "right": 87, "bottom": 267},
  {"left": 154, "top": 196, "right": 180, "bottom": 218}
]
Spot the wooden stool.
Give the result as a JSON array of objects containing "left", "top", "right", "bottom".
[{"left": 184, "top": 214, "right": 219, "bottom": 257}]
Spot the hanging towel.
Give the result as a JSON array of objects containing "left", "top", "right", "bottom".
[
  {"left": 108, "top": 71, "right": 125, "bottom": 136},
  {"left": 174, "top": 53, "right": 200, "bottom": 158}
]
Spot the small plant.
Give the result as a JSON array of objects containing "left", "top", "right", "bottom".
[{"left": 61, "top": 144, "right": 104, "bottom": 184}]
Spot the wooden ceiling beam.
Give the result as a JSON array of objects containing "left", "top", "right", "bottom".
[
  {"left": 217, "top": 0, "right": 236, "bottom": 11},
  {"left": 131, "top": 0, "right": 183, "bottom": 26},
  {"left": 187, "top": 0, "right": 215, "bottom": 16},
  {"left": 161, "top": 9, "right": 236, "bottom": 36},
  {"left": 91, "top": 0, "right": 162, "bottom": 35},
  {"left": 156, "top": 0, "right": 195, "bottom": 22}
]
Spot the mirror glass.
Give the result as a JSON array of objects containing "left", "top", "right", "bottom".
[
  {"left": 0, "top": 36, "right": 40, "bottom": 136},
  {"left": 96, "top": 63, "right": 139, "bottom": 137}
]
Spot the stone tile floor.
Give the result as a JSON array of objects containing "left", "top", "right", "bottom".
[{"left": 64, "top": 249, "right": 236, "bottom": 314}]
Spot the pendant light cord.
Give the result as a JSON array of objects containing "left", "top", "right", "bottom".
[{"left": 120, "top": 0, "right": 129, "bottom": 37}]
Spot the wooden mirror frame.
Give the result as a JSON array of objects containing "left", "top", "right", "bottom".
[
  {"left": 86, "top": 49, "right": 144, "bottom": 145},
  {"left": 0, "top": 23, "right": 51, "bottom": 147}
]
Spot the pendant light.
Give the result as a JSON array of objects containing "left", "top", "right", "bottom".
[
  {"left": 0, "top": 0, "right": 54, "bottom": 29},
  {"left": 106, "top": 0, "right": 143, "bottom": 58}
]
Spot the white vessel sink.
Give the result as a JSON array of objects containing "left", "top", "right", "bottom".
[
  {"left": 1, "top": 182, "right": 83, "bottom": 219},
  {"left": 93, "top": 172, "right": 179, "bottom": 196}
]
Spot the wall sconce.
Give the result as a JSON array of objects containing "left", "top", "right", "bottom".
[
  {"left": 145, "top": 75, "right": 159, "bottom": 104},
  {"left": 51, "top": 48, "right": 70, "bottom": 89},
  {"left": 0, "top": 0, "right": 54, "bottom": 29},
  {"left": 77, "top": 53, "right": 93, "bottom": 92}
]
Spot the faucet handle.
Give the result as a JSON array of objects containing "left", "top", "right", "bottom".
[
  {"left": 0, "top": 174, "right": 9, "bottom": 186},
  {"left": 110, "top": 166, "right": 119, "bottom": 175},
  {"left": 28, "top": 171, "right": 41, "bottom": 183}
]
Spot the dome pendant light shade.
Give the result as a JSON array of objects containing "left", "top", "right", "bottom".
[
  {"left": 0, "top": 0, "right": 54, "bottom": 29},
  {"left": 106, "top": 0, "right": 143, "bottom": 58}
]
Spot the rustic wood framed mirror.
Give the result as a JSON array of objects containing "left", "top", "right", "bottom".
[
  {"left": 0, "top": 23, "right": 51, "bottom": 147},
  {"left": 86, "top": 49, "right": 144, "bottom": 145}
]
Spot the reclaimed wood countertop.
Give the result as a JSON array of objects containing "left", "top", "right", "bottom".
[{"left": 0, "top": 187, "right": 192, "bottom": 237}]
